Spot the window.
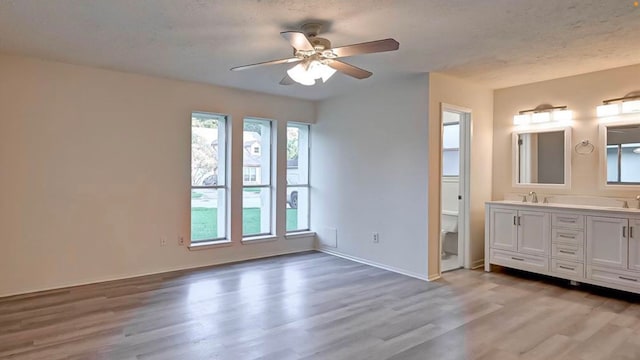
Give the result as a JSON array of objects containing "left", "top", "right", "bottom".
[
  {"left": 243, "top": 119, "right": 272, "bottom": 237},
  {"left": 442, "top": 122, "right": 460, "bottom": 177},
  {"left": 191, "top": 112, "right": 227, "bottom": 243},
  {"left": 607, "top": 143, "right": 640, "bottom": 184},
  {"left": 243, "top": 167, "right": 257, "bottom": 183},
  {"left": 286, "top": 123, "right": 310, "bottom": 232}
]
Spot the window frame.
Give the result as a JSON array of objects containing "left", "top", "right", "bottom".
[
  {"left": 607, "top": 143, "right": 640, "bottom": 185},
  {"left": 243, "top": 118, "right": 274, "bottom": 239},
  {"left": 190, "top": 112, "right": 228, "bottom": 244},
  {"left": 286, "top": 122, "right": 311, "bottom": 233}
]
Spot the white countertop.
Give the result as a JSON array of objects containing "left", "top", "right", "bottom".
[{"left": 486, "top": 200, "right": 640, "bottom": 215}]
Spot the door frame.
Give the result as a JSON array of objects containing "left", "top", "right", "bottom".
[{"left": 440, "top": 103, "right": 472, "bottom": 271}]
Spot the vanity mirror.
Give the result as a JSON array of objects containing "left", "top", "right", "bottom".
[
  {"left": 512, "top": 126, "right": 571, "bottom": 189},
  {"left": 600, "top": 122, "right": 640, "bottom": 186}
]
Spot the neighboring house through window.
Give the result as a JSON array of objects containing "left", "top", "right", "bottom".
[{"left": 243, "top": 118, "right": 272, "bottom": 237}]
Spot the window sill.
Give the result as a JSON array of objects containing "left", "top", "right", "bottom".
[
  {"left": 285, "top": 231, "right": 316, "bottom": 240},
  {"left": 188, "top": 240, "right": 232, "bottom": 251},
  {"left": 241, "top": 235, "right": 278, "bottom": 244}
]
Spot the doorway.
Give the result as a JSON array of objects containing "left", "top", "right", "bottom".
[{"left": 440, "top": 105, "right": 471, "bottom": 272}]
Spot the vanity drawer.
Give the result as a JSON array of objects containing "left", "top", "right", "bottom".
[
  {"left": 587, "top": 266, "right": 640, "bottom": 290},
  {"left": 551, "top": 259, "right": 584, "bottom": 279},
  {"left": 490, "top": 249, "right": 549, "bottom": 273},
  {"left": 552, "top": 213, "right": 584, "bottom": 229},
  {"left": 552, "top": 243, "right": 584, "bottom": 262},
  {"left": 552, "top": 228, "right": 584, "bottom": 245}
]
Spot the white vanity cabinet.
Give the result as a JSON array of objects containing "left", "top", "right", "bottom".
[
  {"left": 586, "top": 216, "right": 640, "bottom": 290},
  {"left": 487, "top": 206, "right": 550, "bottom": 273},
  {"left": 550, "top": 212, "right": 585, "bottom": 280},
  {"left": 489, "top": 207, "right": 549, "bottom": 255},
  {"left": 627, "top": 219, "right": 640, "bottom": 272},
  {"left": 488, "top": 207, "right": 518, "bottom": 251},
  {"left": 486, "top": 201, "right": 640, "bottom": 294},
  {"left": 586, "top": 216, "right": 628, "bottom": 269}
]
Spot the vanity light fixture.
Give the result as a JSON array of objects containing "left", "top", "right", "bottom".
[
  {"left": 597, "top": 92, "right": 640, "bottom": 117},
  {"left": 513, "top": 104, "right": 572, "bottom": 125}
]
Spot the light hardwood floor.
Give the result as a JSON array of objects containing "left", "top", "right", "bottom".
[{"left": 1, "top": 251, "right": 640, "bottom": 360}]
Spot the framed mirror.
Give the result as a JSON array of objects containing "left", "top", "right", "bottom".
[
  {"left": 512, "top": 126, "right": 571, "bottom": 189},
  {"left": 600, "top": 121, "right": 640, "bottom": 188}
]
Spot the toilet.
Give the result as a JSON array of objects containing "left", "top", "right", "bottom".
[{"left": 441, "top": 211, "right": 459, "bottom": 256}]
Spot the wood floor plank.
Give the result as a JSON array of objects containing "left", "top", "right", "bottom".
[{"left": 2, "top": 252, "right": 640, "bottom": 360}]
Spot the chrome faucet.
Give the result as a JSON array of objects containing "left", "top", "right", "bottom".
[{"left": 529, "top": 191, "right": 538, "bottom": 203}]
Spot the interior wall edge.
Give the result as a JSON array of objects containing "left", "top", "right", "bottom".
[{"left": 318, "top": 248, "right": 430, "bottom": 282}]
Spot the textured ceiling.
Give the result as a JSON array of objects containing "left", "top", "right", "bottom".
[{"left": 0, "top": 0, "right": 639, "bottom": 100}]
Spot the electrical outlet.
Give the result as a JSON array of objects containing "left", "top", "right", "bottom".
[
  {"left": 160, "top": 236, "right": 167, "bottom": 246},
  {"left": 178, "top": 236, "right": 185, "bottom": 246},
  {"left": 372, "top": 232, "right": 379, "bottom": 243}
]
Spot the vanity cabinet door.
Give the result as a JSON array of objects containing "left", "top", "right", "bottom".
[
  {"left": 517, "top": 210, "right": 550, "bottom": 256},
  {"left": 587, "top": 216, "right": 628, "bottom": 270},
  {"left": 490, "top": 208, "right": 518, "bottom": 252},
  {"left": 628, "top": 219, "right": 640, "bottom": 272}
]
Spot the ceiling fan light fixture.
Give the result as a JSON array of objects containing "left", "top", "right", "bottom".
[
  {"left": 320, "top": 65, "right": 337, "bottom": 83},
  {"left": 312, "top": 61, "right": 336, "bottom": 82},
  {"left": 287, "top": 60, "right": 337, "bottom": 86},
  {"left": 287, "top": 63, "right": 316, "bottom": 86}
]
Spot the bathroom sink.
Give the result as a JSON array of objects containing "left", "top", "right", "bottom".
[{"left": 542, "top": 195, "right": 629, "bottom": 209}]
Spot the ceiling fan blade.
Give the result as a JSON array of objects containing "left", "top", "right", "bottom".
[
  {"left": 230, "top": 57, "right": 301, "bottom": 71},
  {"left": 279, "top": 74, "right": 296, "bottom": 85},
  {"left": 328, "top": 60, "right": 372, "bottom": 79},
  {"left": 331, "top": 38, "right": 399, "bottom": 58},
  {"left": 281, "top": 31, "right": 314, "bottom": 51}
]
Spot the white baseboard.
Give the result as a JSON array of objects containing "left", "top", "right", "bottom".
[
  {"left": 471, "top": 259, "right": 485, "bottom": 270},
  {"left": 0, "top": 248, "right": 313, "bottom": 299},
  {"left": 318, "top": 247, "right": 430, "bottom": 282}
]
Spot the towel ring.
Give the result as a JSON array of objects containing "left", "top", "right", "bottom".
[{"left": 575, "top": 140, "right": 594, "bottom": 155}]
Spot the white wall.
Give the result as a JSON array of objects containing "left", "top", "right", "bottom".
[
  {"left": 311, "top": 74, "right": 430, "bottom": 279},
  {"left": 428, "top": 73, "right": 494, "bottom": 276},
  {"left": 0, "top": 54, "right": 316, "bottom": 297},
  {"left": 493, "top": 63, "right": 640, "bottom": 200}
]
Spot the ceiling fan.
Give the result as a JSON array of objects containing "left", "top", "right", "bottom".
[{"left": 230, "top": 23, "right": 399, "bottom": 86}]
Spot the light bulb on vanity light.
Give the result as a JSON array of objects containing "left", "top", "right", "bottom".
[
  {"left": 531, "top": 112, "right": 551, "bottom": 123},
  {"left": 553, "top": 109, "right": 573, "bottom": 122},
  {"left": 597, "top": 103, "right": 620, "bottom": 117},
  {"left": 622, "top": 100, "right": 640, "bottom": 114},
  {"left": 513, "top": 114, "right": 531, "bottom": 125}
]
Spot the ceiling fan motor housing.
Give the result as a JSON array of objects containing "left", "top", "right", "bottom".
[{"left": 311, "top": 37, "right": 331, "bottom": 51}]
